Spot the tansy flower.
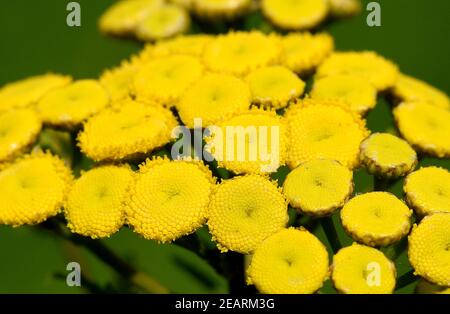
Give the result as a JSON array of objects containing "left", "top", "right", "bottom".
[
  {"left": 140, "top": 34, "right": 213, "bottom": 59},
  {"left": 191, "top": 0, "right": 252, "bottom": 19},
  {"left": 132, "top": 54, "right": 203, "bottom": 106},
  {"left": 283, "top": 159, "right": 353, "bottom": 216},
  {"left": 360, "top": 133, "right": 418, "bottom": 179},
  {"left": 169, "top": 0, "right": 192, "bottom": 9},
  {"left": 341, "top": 192, "right": 412, "bottom": 247},
  {"left": 261, "top": 0, "right": 329, "bottom": 30},
  {"left": 408, "top": 213, "right": 450, "bottom": 287},
  {"left": 393, "top": 101, "right": 450, "bottom": 158},
  {"left": 0, "top": 73, "right": 72, "bottom": 112},
  {"left": 247, "top": 228, "right": 329, "bottom": 294},
  {"left": 326, "top": 0, "right": 361, "bottom": 18},
  {"left": 415, "top": 279, "right": 450, "bottom": 294},
  {"left": 177, "top": 73, "right": 251, "bottom": 128},
  {"left": 246, "top": 66, "right": 305, "bottom": 109},
  {"left": 37, "top": 79, "right": 110, "bottom": 129},
  {"left": 203, "top": 31, "right": 281, "bottom": 77},
  {"left": 311, "top": 74, "right": 377, "bottom": 115},
  {"left": 100, "top": 61, "right": 137, "bottom": 102},
  {"left": 404, "top": 167, "right": 450, "bottom": 216},
  {"left": 0, "top": 152, "right": 73, "bottom": 226},
  {"left": 285, "top": 98, "right": 369, "bottom": 169},
  {"left": 0, "top": 109, "right": 42, "bottom": 162},
  {"left": 316, "top": 51, "right": 399, "bottom": 91},
  {"left": 65, "top": 165, "right": 134, "bottom": 239},
  {"left": 331, "top": 243, "right": 396, "bottom": 294},
  {"left": 126, "top": 157, "right": 215, "bottom": 242},
  {"left": 78, "top": 99, "right": 178, "bottom": 162}
]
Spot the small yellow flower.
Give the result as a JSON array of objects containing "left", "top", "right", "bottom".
[
  {"left": 140, "top": 34, "right": 213, "bottom": 59},
  {"left": 408, "top": 213, "right": 450, "bottom": 287},
  {"left": 404, "top": 167, "right": 450, "bottom": 216},
  {"left": 100, "top": 61, "right": 137, "bottom": 102},
  {"left": 415, "top": 279, "right": 450, "bottom": 294},
  {"left": 283, "top": 159, "right": 353, "bottom": 216},
  {"left": 247, "top": 228, "right": 329, "bottom": 294},
  {"left": 207, "top": 175, "right": 288, "bottom": 253},
  {"left": 168, "top": 0, "right": 192, "bottom": 9},
  {"left": 326, "top": 0, "right": 361, "bottom": 18},
  {"left": 331, "top": 243, "right": 396, "bottom": 294},
  {"left": 191, "top": 0, "right": 252, "bottom": 19},
  {"left": 341, "top": 192, "right": 412, "bottom": 247}
]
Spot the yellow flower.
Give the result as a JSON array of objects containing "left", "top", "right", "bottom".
[
  {"left": 360, "top": 133, "right": 418, "bottom": 178},
  {"left": 247, "top": 228, "right": 329, "bottom": 294},
  {"left": 191, "top": 0, "right": 252, "bottom": 19},
  {"left": 0, "top": 152, "right": 73, "bottom": 226},
  {"left": 100, "top": 61, "right": 137, "bottom": 101},
  {"left": 126, "top": 157, "right": 215, "bottom": 242},
  {"left": 285, "top": 98, "right": 369, "bottom": 169},
  {"left": 169, "top": 0, "right": 192, "bottom": 9},
  {"left": 0, "top": 73, "right": 72, "bottom": 112},
  {"left": 283, "top": 159, "right": 353, "bottom": 216},
  {"left": 404, "top": 167, "right": 450, "bottom": 216},
  {"left": 316, "top": 51, "right": 399, "bottom": 91},
  {"left": 415, "top": 279, "right": 450, "bottom": 294},
  {"left": 326, "top": 0, "right": 361, "bottom": 18},
  {"left": 0, "top": 109, "right": 42, "bottom": 162},
  {"left": 331, "top": 243, "right": 396, "bottom": 294},
  {"left": 177, "top": 73, "right": 251, "bottom": 128},
  {"left": 78, "top": 99, "right": 177, "bottom": 162},
  {"left": 203, "top": 31, "right": 281, "bottom": 77},
  {"left": 341, "top": 192, "right": 412, "bottom": 247},
  {"left": 65, "top": 165, "right": 134, "bottom": 239},
  {"left": 207, "top": 175, "right": 288, "bottom": 253},
  {"left": 311, "top": 74, "right": 377, "bottom": 114},
  {"left": 246, "top": 66, "right": 305, "bottom": 109},
  {"left": 408, "top": 213, "right": 450, "bottom": 287},
  {"left": 140, "top": 34, "right": 213, "bottom": 59},
  {"left": 393, "top": 101, "right": 450, "bottom": 158},
  {"left": 261, "top": 0, "right": 328, "bottom": 30}
]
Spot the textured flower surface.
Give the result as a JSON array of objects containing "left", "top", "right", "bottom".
[
  {"left": 143, "top": 34, "right": 213, "bottom": 58},
  {"left": 100, "top": 61, "right": 138, "bottom": 102},
  {"left": 191, "top": 0, "right": 252, "bottom": 19}
]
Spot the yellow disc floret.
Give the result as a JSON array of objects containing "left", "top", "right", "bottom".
[
  {"left": 144, "top": 34, "right": 213, "bottom": 58},
  {"left": 192, "top": 0, "right": 252, "bottom": 19},
  {"left": 100, "top": 61, "right": 137, "bottom": 101},
  {"left": 326, "top": 0, "right": 361, "bottom": 18}
]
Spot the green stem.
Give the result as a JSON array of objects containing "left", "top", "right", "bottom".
[
  {"left": 396, "top": 270, "right": 418, "bottom": 290},
  {"left": 320, "top": 216, "right": 342, "bottom": 254}
]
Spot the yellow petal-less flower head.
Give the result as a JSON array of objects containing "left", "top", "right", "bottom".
[
  {"left": 65, "top": 165, "right": 134, "bottom": 239},
  {"left": 78, "top": 99, "right": 177, "bottom": 162},
  {"left": 316, "top": 51, "right": 399, "bottom": 91},
  {"left": 133, "top": 54, "right": 203, "bottom": 106},
  {"left": 247, "top": 228, "right": 329, "bottom": 294},
  {"left": 37, "top": 79, "right": 110, "bottom": 129},
  {"left": 0, "top": 109, "right": 42, "bottom": 162},
  {"left": 404, "top": 167, "right": 450, "bottom": 217},
  {"left": 246, "top": 66, "right": 305, "bottom": 109},
  {"left": 168, "top": 0, "right": 192, "bottom": 9},
  {"left": 285, "top": 98, "right": 369, "bottom": 169},
  {"left": 408, "top": 213, "right": 450, "bottom": 287},
  {"left": 177, "top": 73, "right": 251, "bottom": 128},
  {"left": 341, "top": 192, "right": 412, "bottom": 247},
  {"left": 331, "top": 243, "right": 396, "bottom": 294},
  {"left": 262, "top": 0, "right": 328, "bottom": 30},
  {"left": 126, "top": 157, "right": 215, "bottom": 242},
  {"left": 141, "top": 34, "right": 213, "bottom": 59},
  {"left": 283, "top": 159, "right": 353, "bottom": 216},
  {"left": 311, "top": 74, "right": 377, "bottom": 114},
  {"left": 393, "top": 101, "right": 450, "bottom": 158},
  {"left": 192, "top": 0, "right": 252, "bottom": 19},
  {"left": 208, "top": 175, "right": 288, "bottom": 253},
  {"left": 360, "top": 133, "right": 418, "bottom": 179},
  {"left": 0, "top": 152, "right": 73, "bottom": 226},
  {"left": 415, "top": 279, "right": 450, "bottom": 294},
  {"left": 0, "top": 73, "right": 72, "bottom": 112},
  {"left": 203, "top": 31, "right": 281, "bottom": 77},
  {"left": 100, "top": 61, "right": 137, "bottom": 102},
  {"left": 326, "top": 0, "right": 362, "bottom": 18}
]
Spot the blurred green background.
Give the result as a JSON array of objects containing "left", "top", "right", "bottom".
[{"left": 0, "top": 0, "right": 449, "bottom": 293}]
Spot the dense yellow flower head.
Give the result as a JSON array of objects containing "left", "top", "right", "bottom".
[
  {"left": 140, "top": 34, "right": 213, "bottom": 59},
  {"left": 203, "top": 31, "right": 281, "bottom": 77},
  {"left": 341, "top": 192, "right": 412, "bottom": 247},
  {"left": 0, "top": 152, "right": 73, "bottom": 226},
  {"left": 262, "top": 0, "right": 329, "bottom": 30},
  {"left": 207, "top": 175, "right": 288, "bottom": 253},
  {"left": 65, "top": 165, "right": 134, "bottom": 239},
  {"left": 78, "top": 99, "right": 177, "bottom": 161},
  {"left": 191, "top": 0, "right": 252, "bottom": 19},
  {"left": 0, "top": 109, "right": 42, "bottom": 162},
  {"left": 311, "top": 74, "right": 377, "bottom": 114},
  {"left": 0, "top": 73, "right": 72, "bottom": 112},
  {"left": 408, "top": 213, "right": 450, "bottom": 287},
  {"left": 283, "top": 159, "right": 353, "bottom": 216},
  {"left": 415, "top": 279, "right": 450, "bottom": 294},
  {"left": 285, "top": 98, "right": 369, "bottom": 169},
  {"left": 126, "top": 158, "right": 215, "bottom": 242},
  {"left": 326, "top": 0, "right": 361, "bottom": 17},
  {"left": 393, "top": 101, "right": 450, "bottom": 158},
  {"left": 177, "top": 73, "right": 251, "bottom": 128},
  {"left": 247, "top": 228, "right": 329, "bottom": 294},
  {"left": 360, "top": 133, "right": 418, "bottom": 178},
  {"left": 133, "top": 54, "right": 203, "bottom": 106},
  {"left": 100, "top": 61, "right": 137, "bottom": 101},
  {"left": 316, "top": 51, "right": 399, "bottom": 91},
  {"left": 331, "top": 243, "right": 396, "bottom": 294},
  {"left": 404, "top": 167, "right": 450, "bottom": 216},
  {"left": 246, "top": 66, "right": 305, "bottom": 109}
]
